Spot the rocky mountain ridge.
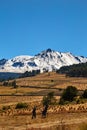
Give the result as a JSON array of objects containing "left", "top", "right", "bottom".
[{"left": 0, "top": 49, "right": 87, "bottom": 73}]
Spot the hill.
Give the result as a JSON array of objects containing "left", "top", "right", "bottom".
[
  {"left": 1, "top": 72, "right": 87, "bottom": 96},
  {"left": 57, "top": 62, "right": 87, "bottom": 77}
]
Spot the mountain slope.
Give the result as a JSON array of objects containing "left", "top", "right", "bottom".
[
  {"left": 57, "top": 62, "right": 87, "bottom": 77},
  {"left": 0, "top": 49, "right": 87, "bottom": 73}
]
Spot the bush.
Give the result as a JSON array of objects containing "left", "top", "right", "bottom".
[
  {"left": 15, "top": 102, "right": 28, "bottom": 109},
  {"left": 3, "top": 81, "right": 9, "bottom": 86},
  {"left": 42, "top": 96, "right": 50, "bottom": 106},
  {"left": 2, "top": 105, "right": 11, "bottom": 110},
  {"left": 82, "top": 89, "right": 87, "bottom": 99},
  {"left": 60, "top": 86, "right": 78, "bottom": 102},
  {"left": 42, "top": 92, "right": 56, "bottom": 106},
  {"left": 51, "top": 80, "right": 54, "bottom": 82},
  {"left": 59, "top": 98, "right": 65, "bottom": 105},
  {"left": 11, "top": 80, "right": 16, "bottom": 88}
]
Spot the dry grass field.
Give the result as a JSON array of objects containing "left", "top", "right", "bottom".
[
  {"left": 0, "top": 95, "right": 87, "bottom": 130},
  {"left": 0, "top": 112, "right": 87, "bottom": 130},
  {"left": 16, "top": 72, "right": 87, "bottom": 90},
  {"left": 0, "top": 72, "right": 87, "bottom": 130},
  {"left": 0, "top": 99, "right": 87, "bottom": 130},
  {"left": 0, "top": 72, "right": 87, "bottom": 95}
]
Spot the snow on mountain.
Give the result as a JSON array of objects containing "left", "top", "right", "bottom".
[
  {"left": 0, "top": 49, "right": 87, "bottom": 73},
  {"left": 0, "top": 59, "right": 8, "bottom": 66}
]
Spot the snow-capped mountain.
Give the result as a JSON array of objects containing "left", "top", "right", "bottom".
[{"left": 0, "top": 49, "right": 87, "bottom": 73}]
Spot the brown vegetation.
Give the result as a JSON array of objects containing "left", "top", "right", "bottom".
[{"left": 0, "top": 72, "right": 87, "bottom": 129}]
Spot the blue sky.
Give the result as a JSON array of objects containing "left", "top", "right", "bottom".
[{"left": 0, "top": 0, "right": 87, "bottom": 59}]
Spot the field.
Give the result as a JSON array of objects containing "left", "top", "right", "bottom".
[
  {"left": 0, "top": 72, "right": 87, "bottom": 130},
  {"left": 16, "top": 72, "right": 87, "bottom": 90},
  {"left": 0, "top": 72, "right": 87, "bottom": 96}
]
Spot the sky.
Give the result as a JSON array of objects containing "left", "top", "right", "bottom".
[{"left": 0, "top": 0, "right": 87, "bottom": 59}]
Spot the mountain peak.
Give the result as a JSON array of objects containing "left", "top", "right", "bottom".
[
  {"left": 46, "top": 48, "right": 53, "bottom": 53},
  {"left": 0, "top": 49, "right": 87, "bottom": 74},
  {"left": 36, "top": 48, "right": 53, "bottom": 57}
]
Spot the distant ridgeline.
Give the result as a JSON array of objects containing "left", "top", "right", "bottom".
[
  {"left": 0, "top": 69, "right": 40, "bottom": 81},
  {"left": 0, "top": 72, "right": 21, "bottom": 81},
  {"left": 57, "top": 62, "right": 87, "bottom": 77}
]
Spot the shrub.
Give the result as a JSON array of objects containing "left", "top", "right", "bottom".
[
  {"left": 59, "top": 98, "right": 65, "bottom": 105},
  {"left": 76, "top": 98, "right": 81, "bottom": 104},
  {"left": 82, "top": 89, "right": 87, "bottom": 98},
  {"left": 3, "top": 81, "right": 9, "bottom": 86},
  {"left": 12, "top": 80, "right": 17, "bottom": 88},
  {"left": 42, "top": 96, "right": 50, "bottom": 106},
  {"left": 42, "top": 92, "right": 56, "bottom": 106},
  {"left": 15, "top": 102, "right": 28, "bottom": 109},
  {"left": 60, "top": 86, "right": 78, "bottom": 102},
  {"left": 51, "top": 80, "right": 54, "bottom": 82},
  {"left": 2, "top": 105, "right": 11, "bottom": 110}
]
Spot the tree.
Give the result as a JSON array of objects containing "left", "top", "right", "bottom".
[
  {"left": 47, "top": 92, "right": 54, "bottom": 103},
  {"left": 42, "top": 92, "right": 55, "bottom": 106},
  {"left": 20, "top": 69, "right": 40, "bottom": 78},
  {"left": 3, "top": 81, "right": 9, "bottom": 86},
  {"left": 42, "top": 96, "right": 50, "bottom": 106},
  {"left": 12, "top": 80, "right": 17, "bottom": 88},
  {"left": 60, "top": 86, "right": 78, "bottom": 102}
]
